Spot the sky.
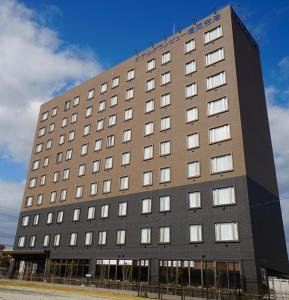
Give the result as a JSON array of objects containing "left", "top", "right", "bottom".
[{"left": 0, "top": 0, "right": 289, "bottom": 250}]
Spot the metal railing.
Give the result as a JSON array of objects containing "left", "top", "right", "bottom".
[{"left": 8, "top": 274, "right": 283, "bottom": 299}]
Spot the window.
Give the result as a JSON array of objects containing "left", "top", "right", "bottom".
[
  {"left": 127, "top": 69, "right": 135, "bottom": 80},
  {"left": 186, "top": 107, "right": 198, "bottom": 123},
  {"left": 208, "top": 97, "right": 228, "bottom": 116},
  {"left": 124, "top": 108, "right": 133, "bottom": 120},
  {"left": 70, "top": 233, "right": 78, "bottom": 246},
  {"left": 41, "top": 111, "right": 48, "bottom": 121},
  {"left": 43, "top": 157, "right": 49, "bottom": 167},
  {"left": 98, "top": 231, "right": 107, "bottom": 245},
  {"left": 59, "top": 134, "right": 65, "bottom": 145},
  {"left": 36, "top": 195, "right": 43, "bottom": 206},
  {"left": 142, "top": 198, "right": 152, "bottom": 214},
  {"left": 189, "top": 225, "right": 203, "bottom": 242},
  {"left": 160, "top": 93, "right": 171, "bottom": 107},
  {"left": 78, "top": 164, "right": 85, "bottom": 177},
  {"left": 118, "top": 202, "right": 127, "bottom": 216},
  {"left": 121, "top": 152, "right": 130, "bottom": 166},
  {"left": 108, "top": 114, "right": 117, "bottom": 126},
  {"left": 52, "top": 106, "right": 58, "bottom": 116},
  {"left": 49, "top": 123, "right": 55, "bottom": 133},
  {"left": 18, "top": 236, "right": 26, "bottom": 248},
  {"left": 88, "top": 89, "right": 94, "bottom": 100},
  {"left": 211, "top": 154, "right": 233, "bottom": 173},
  {"left": 161, "top": 72, "right": 171, "bottom": 85},
  {"left": 207, "top": 71, "right": 226, "bottom": 90},
  {"left": 81, "top": 144, "right": 88, "bottom": 156},
  {"left": 32, "top": 160, "right": 40, "bottom": 170},
  {"left": 29, "top": 236, "right": 36, "bottom": 247},
  {"left": 73, "top": 209, "right": 80, "bottom": 222},
  {"left": 144, "top": 122, "right": 154, "bottom": 136},
  {"left": 94, "top": 139, "right": 102, "bottom": 151},
  {"left": 35, "top": 143, "right": 43, "bottom": 153},
  {"left": 87, "top": 207, "right": 96, "bottom": 220},
  {"left": 104, "top": 156, "right": 113, "bottom": 170},
  {"left": 186, "top": 83, "right": 197, "bottom": 98},
  {"left": 61, "top": 117, "right": 68, "bottom": 127},
  {"left": 65, "top": 149, "right": 72, "bottom": 160},
  {"left": 143, "top": 171, "right": 152, "bottom": 186},
  {"left": 209, "top": 124, "right": 231, "bottom": 143},
  {"left": 53, "top": 171, "right": 60, "bottom": 182},
  {"left": 100, "top": 82, "right": 108, "bottom": 93},
  {"left": 205, "top": 48, "right": 224, "bottom": 66},
  {"left": 100, "top": 204, "right": 109, "bottom": 218},
  {"left": 43, "top": 235, "right": 50, "bottom": 247},
  {"left": 63, "top": 168, "right": 70, "bottom": 180},
  {"left": 204, "top": 25, "right": 222, "bottom": 44},
  {"left": 188, "top": 192, "right": 201, "bottom": 209},
  {"left": 126, "top": 88, "right": 134, "bottom": 100},
  {"left": 68, "top": 131, "right": 75, "bottom": 141},
  {"left": 103, "top": 179, "right": 111, "bottom": 193},
  {"left": 50, "top": 191, "right": 56, "bottom": 203},
  {"left": 160, "top": 168, "right": 171, "bottom": 183},
  {"left": 112, "top": 76, "right": 119, "bottom": 88},
  {"left": 98, "top": 100, "right": 106, "bottom": 112},
  {"left": 116, "top": 230, "right": 126, "bottom": 245},
  {"left": 187, "top": 161, "right": 200, "bottom": 178},
  {"left": 40, "top": 175, "right": 46, "bottom": 186},
  {"left": 64, "top": 99, "right": 71, "bottom": 110},
  {"left": 186, "top": 133, "right": 199, "bottom": 149},
  {"left": 160, "top": 195, "right": 170, "bottom": 212},
  {"left": 76, "top": 186, "right": 83, "bottom": 198},
  {"left": 90, "top": 182, "right": 98, "bottom": 195},
  {"left": 83, "top": 124, "right": 91, "bottom": 136},
  {"left": 56, "top": 211, "right": 64, "bottom": 223},
  {"left": 85, "top": 232, "right": 93, "bottom": 246},
  {"left": 85, "top": 106, "right": 93, "bottom": 117},
  {"left": 33, "top": 214, "right": 39, "bottom": 225},
  {"left": 106, "top": 135, "right": 115, "bottom": 147},
  {"left": 185, "top": 60, "right": 196, "bottom": 75},
  {"left": 120, "top": 176, "right": 129, "bottom": 190},
  {"left": 60, "top": 189, "right": 67, "bottom": 201},
  {"left": 145, "top": 99, "right": 154, "bottom": 113},
  {"left": 110, "top": 95, "right": 118, "bottom": 106},
  {"left": 38, "top": 127, "right": 46, "bottom": 137},
  {"left": 215, "top": 222, "right": 239, "bottom": 241},
  {"left": 213, "top": 186, "right": 236, "bottom": 206},
  {"left": 96, "top": 119, "right": 104, "bottom": 131},
  {"left": 161, "top": 51, "right": 171, "bottom": 64},
  {"left": 71, "top": 113, "right": 77, "bottom": 123},
  {"left": 22, "top": 216, "right": 29, "bottom": 227},
  {"left": 92, "top": 160, "right": 100, "bottom": 173},
  {"left": 54, "top": 234, "right": 60, "bottom": 247},
  {"left": 73, "top": 96, "right": 80, "bottom": 106},
  {"left": 160, "top": 140, "right": 171, "bottom": 156},
  {"left": 47, "top": 212, "right": 53, "bottom": 224},
  {"left": 123, "top": 129, "right": 132, "bottom": 142},
  {"left": 144, "top": 145, "right": 153, "bottom": 160},
  {"left": 159, "top": 227, "right": 170, "bottom": 243},
  {"left": 185, "top": 39, "right": 195, "bottom": 53},
  {"left": 146, "top": 78, "right": 155, "bottom": 91},
  {"left": 147, "top": 59, "right": 156, "bottom": 71},
  {"left": 160, "top": 116, "right": 171, "bottom": 131},
  {"left": 46, "top": 140, "right": 52, "bottom": 149},
  {"left": 141, "top": 228, "right": 151, "bottom": 244}
]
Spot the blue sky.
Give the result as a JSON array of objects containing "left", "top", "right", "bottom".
[{"left": 0, "top": 0, "right": 289, "bottom": 248}]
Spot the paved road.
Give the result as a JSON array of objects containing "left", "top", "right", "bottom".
[{"left": 0, "top": 286, "right": 114, "bottom": 300}]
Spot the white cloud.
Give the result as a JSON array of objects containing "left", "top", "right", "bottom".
[
  {"left": 0, "top": 180, "right": 24, "bottom": 246},
  {"left": 0, "top": 0, "right": 102, "bottom": 164}
]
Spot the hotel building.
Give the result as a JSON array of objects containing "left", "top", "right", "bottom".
[{"left": 10, "top": 5, "right": 288, "bottom": 293}]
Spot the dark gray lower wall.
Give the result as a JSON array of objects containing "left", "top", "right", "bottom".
[{"left": 13, "top": 175, "right": 288, "bottom": 293}]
